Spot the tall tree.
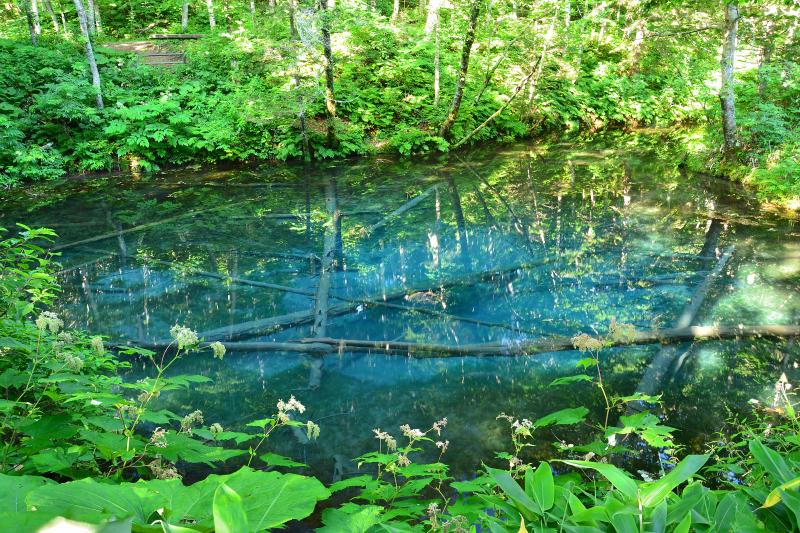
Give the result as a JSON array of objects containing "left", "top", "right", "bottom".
[
  {"left": 182, "top": 0, "right": 189, "bottom": 31},
  {"left": 85, "top": 0, "right": 96, "bottom": 34},
  {"left": 391, "top": 0, "right": 399, "bottom": 23},
  {"left": 18, "top": 0, "right": 38, "bottom": 45},
  {"left": 720, "top": 1, "right": 739, "bottom": 160},
  {"left": 439, "top": 0, "right": 481, "bottom": 139},
  {"left": 319, "top": 0, "right": 337, "bottom": 145},
  {"left": 43, "top": 0, "right": 60, "bottom": 31},
  {"left": 424, "top": 0, "right": 441, "bottom": 36},
  {"left": 30, "top": 0, "right": 41, "bottom": 37},
  {"left": 206, "top": 0, "right": 216, "bottom": 29},
  {"left": 289, "top": 0, "right": 311, "bottom": 159},
  {"left": 72, "top": 0, "right": 104, "bottom": 109}
]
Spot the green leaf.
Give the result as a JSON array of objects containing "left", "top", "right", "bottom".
[
  {"left": 26, "top": 478, "right": 160, "bottom": 524},
  {"left": 534, "top": 407, "right": 589, "bottom": 428},
  {"left": 549, "top": 375, "right": 593, "bottom": 387},
  {"left": 213, "top": 484, "right": 248, "bottom": 533},
  {"left": 560, "top": 460, "right": 638, "bottom": 502},
  {"left": 763, "top": 475, "right": 800, "bottom": 508},
  {"left": 674, "top": 512, "right": 691, "bottom": 533},
  {"left": 529, "top": 462, "right": 554, "bottom": 512},
  {"left": 0, "top": 474, "right": 54, "bottom": 512},
  {"left": 486, "top": 467, "right": 541, "bottom": 519},
  {"left": 714, "top": 492, "right": 742, "bottom": 533},
  {"left": 750, "top": 439, "right": 795, "bottom": 484},
  {"left": 259, "top": 452, "right": 307, "bottom": 468},
  {"left": 638, "top": 455, "right": 708, "bottom": 507},
  {"left": 319, "top": 504, "right": 383, "bottom": 532}
]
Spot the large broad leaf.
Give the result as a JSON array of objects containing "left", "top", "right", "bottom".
[
  {"left": 638, "top": 455, "right": 709, "bottom": 507},
  {"left": 527, "top": 462, "right": 554, "bottom": 512},
  {"left": 534, "top": 407, "right": 589, "bottom": 428},
  {"left": 714, "top": 492, "right": 744, "bottom": 533},
  {"left": 560, "top": 460, "right": 638, "bottom": 502},
  {"left": 486, "top": 467, "right": 541, "bottom": 520},
  {"left": 750, "top": 439, "right": 796, "bottom": 485},
  {"left": 159, "top": 433, "right": 246, "bottom": 465},
  {"left": 213, "top": 484, "right": 248, "bottom": 533},
  {"left": 318, "top": 504, "right": 383, "bottom": 532},
  {"left": 0, "top": 474, "right": 54, "bottom": 512},
  {"left": 150, "top": 467, "right": 329, "bottom": 530},
  {"left": 26, "top": 478, "right": 161, "bottom": 525},
  {"left": 763, "top": 475, "right": 800, "bottom": 508},
  {"left": 0, "top": 512, "right": 132, "bottom": 533}
]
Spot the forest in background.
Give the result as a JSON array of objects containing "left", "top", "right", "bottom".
[{"left": 0, "top": 0, "right": 798, "bottom": 205}]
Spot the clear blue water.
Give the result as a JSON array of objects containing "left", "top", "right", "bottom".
[{"left": 3, "top": 131, "right": 800, "bottom": 481}]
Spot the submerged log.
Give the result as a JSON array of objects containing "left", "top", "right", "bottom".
[
  {"left": 119, "top": 325, "right": 800, "bottom": 358},
  {"left": 51, "top": 198, "right": 256, "bottom": 252},
  {"left": 365, "top": 185, "right": 438, "bottom": 235},
  {"left": 307, "top": 178, "right": 341, "bottom": 388}
]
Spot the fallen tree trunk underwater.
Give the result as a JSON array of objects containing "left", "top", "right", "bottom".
[{"left": 117, "top": 325, "right": 800, "bottom": 358}]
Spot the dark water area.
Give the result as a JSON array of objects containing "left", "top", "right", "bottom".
[{"left": 3, "top": 131, "right": 800, "bottom": 483}]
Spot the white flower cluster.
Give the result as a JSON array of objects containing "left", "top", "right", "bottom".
[
  {"left": 276, "top": 395, "right": 305, "bottom": 423},
  {"left": 210, "top": 341, "right": 226, "bottom": 360},
  {"left": 36, "top": 311, "right": 63, "bottom": 334},
  {"left": 209, "top": 422, "right": 224, "bottom": 434},
  {"left": 373, "top": 428, "right": 397, "bottom": 451},
  {"left": 170, "top": 325, "right": 199, "bottom": 349},
  {"left": 436, "top": 440, "right": 449, "bottom": 453},
  {"left": 432, "top": 417, "right": 448, "bottom": 435},
  {"left": 180, "top": 410, "right": 204, "bottom": 433},
  {"left": 306, "top": 421, "right": 321, "bottom": 440},
  {"left": 571, "top": 332, "right": 604, "bottom": 353},
  {"left": 90, "top": 336, "right": 105, "bottom": 355},
  {"left": 400, "top": 424, "right": 424, "bottom": 439},
  {"left": 150, "top": 427, "right": 168, "bottom": 448}
]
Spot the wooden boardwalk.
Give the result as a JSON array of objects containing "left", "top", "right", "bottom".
[{"left": 105, "top": 40, "right": 188, "bottom": 66}]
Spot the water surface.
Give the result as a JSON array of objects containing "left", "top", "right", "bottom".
[{"left": 3, "top": 131, "right": 799, "bottom": 481}]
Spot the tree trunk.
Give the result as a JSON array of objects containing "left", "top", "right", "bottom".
[
  {"left": 439, "top": 0, "right": 480, "bottom": 139},
  {"left": 19, "top": 0, "right": 38, "bottom": 45},
  {"left": 43, "top": 0, "right": 59, "bottom": 31},
  {"left": 30, "top": 0, "right": 41, "bottom": 36},
  {"left": 720, "top": 2, "right": 739, "bottom": 161},
  {"left": 424, "top": 0, "right": 441, "bottom": 36},
  {"left": 433, "top": 16, "right": 440, "bottom": 105},
  {"left": 757, "top": 20, "right": 775, "bottom": 99},
  {"left": 73, "top": 0, "right": 104, "bottom": 109},
  {"left": 93, "top": 0, "right": 102, "bottom": 32},
  {"left": 85, "top": 0, "right": 95, "bottom": 34},
  {"left": 181, "top": 0, "right": 189, "bottom": 31},
  {"left": 319, "top": 0, "right": 337, "bottom": 146},
  {"left": 56, "top": 0, "right": 66, "bottom": 30},
  {"left": 206, "top": 0, "right": 216, "bottom": 29},
  {"left": 249, "top": 0, "right": 255, "bottom": 26},
  {"left": 391, "top": 0, "right": 399, "bottom": 23},
  {"left": 289, "top": 0, "right": 311, "bottom": 160},
  {"left": 564, "top": 0, "right": 570, "bottom": 27}
]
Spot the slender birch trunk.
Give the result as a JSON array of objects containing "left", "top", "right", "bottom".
[
  {"left": 30, "top": 0, "right": 41, "bottom": 36},
  {"left": 319, "top": 0, "right": 337, "bottom": 145},
  {"left": 19, "top": 0, "right": 38, "bottom": 44},
  {"left": 433, "top": 16, "right": 440, "bottom": 106},
  {"left": 424, "top": 0, "right": 441, "bottom": 36},
  {"left": 85, "top": 0, "right": 96, "bottom": 34},
  {"left": 720, "top": 2, "right": 739, "bottom": 160},
  {"left": 439, "top": 0, "right": 480, "bottom": 139},
  {"left": 73, "top": 0, "right": 104, "bottom": 109},
  {"left": 391, "top": 0, "right": 399, "bottom": 23},
  {"left": 289, "top": 0, "right": 311, "bottom": 159},
  {"left": 93, "top": 0, "right": 101, "bottom": 32},
  {"left": 43, "top": 0, "right": 59, "bottom": 31},
  {"left": 249, "top": 0, "right": 255, "bottom": 26},
  {"left": 206, "top": 0, "right": 216, "bottom": 29},
  {"left": 181, "top": 0, "right": 189, "bottom": 31}
]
